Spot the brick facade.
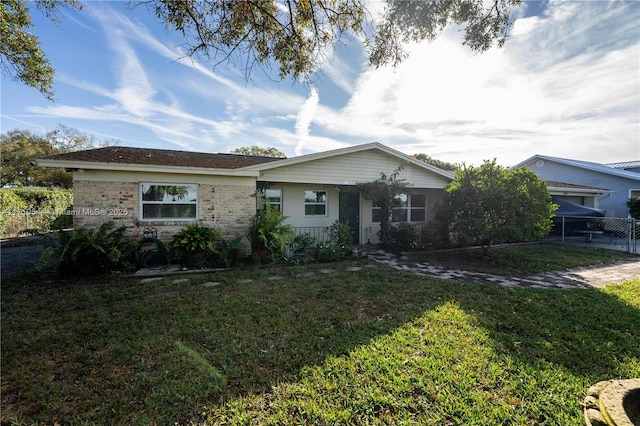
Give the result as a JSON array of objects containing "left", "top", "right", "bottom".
[{"left": 72, "top": 180, "right": 255, "bottom": 251}]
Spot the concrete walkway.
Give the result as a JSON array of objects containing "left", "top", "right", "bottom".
[{"left": 364, "top": 249, "right": 640, "bottom": 290}]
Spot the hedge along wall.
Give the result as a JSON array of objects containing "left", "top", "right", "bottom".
[{"left": 0, "top": 188, "right": 73, "bottom": 237}]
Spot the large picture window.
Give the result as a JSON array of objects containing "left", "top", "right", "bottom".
[
  {"left": 372, "top": 193, "right": 426, "bottom": 223},
  {"left": 140, "top": 183, "right": 198, "bottom": 220},
  {"left": 304, "top": 190, "right": 327, "bottom": 216}
]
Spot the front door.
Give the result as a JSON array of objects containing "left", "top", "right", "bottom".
[{"left": 339, "top": 189, "right": 360, "bottom": 244}]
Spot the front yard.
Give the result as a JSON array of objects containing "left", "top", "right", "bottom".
[{"left": 1, "top": 245, "right": 639, "bottom": 424}]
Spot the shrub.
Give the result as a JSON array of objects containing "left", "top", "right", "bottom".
[
  {"left": 53, "top": 220, "right": 136, "bottom": 277},
  {"left": 379, "top": 221, "right": 420, "bottom": 252},
  {"left": 50, "top": 205, "right": 73, "bottom": 230},
  {"left": 0, "top": 190, "right": 27, "bottom": 235},
  {"left": 316, "top": 221, "right": 353, "bottom": 261},
  {"left": 269, "top": 232, "right": 316, "bottom": 264},
  {"left": 0, "top": 188, "right": 73, "bottom": 236},
  {"left": 628, "top": 197, "right": 640, "bottom": 219},
  {"left": 212, "top": 230, "right": 243, "bottom": 268}
]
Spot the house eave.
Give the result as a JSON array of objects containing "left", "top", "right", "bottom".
[{"left": 34, "top": 159, "right": 261, "bottom": 177}]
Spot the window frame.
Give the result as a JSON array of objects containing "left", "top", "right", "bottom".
[
  {"left": 303, "top": 189, "right": 328, "bottom": 217},
  {"left": 264, "top": 188, "right": 283, "bottom": 212},
  {"left": 372, "top": 193, "right": 426, "bottom": 224},
  {"left": 139, "top": 182, "right": 199, "bottom": 221}
]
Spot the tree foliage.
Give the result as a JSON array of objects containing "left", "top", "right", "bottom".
[
  {"left": 1, "top": 125, "right": 112, "bottom": 188},
  {"left": 0, "top": 0, "right": 81, "bottom": 100},
  {"left": 6, "top": 0, "right": 521, "bottom": 98},
  {"left": 627, "top": 197, "right": 640, "bottom": 220},
  {"left": 444, "top": 160, "right": 556, "bottom": 255},
  {"left": 233, "top": 146, "right": 287, "bottom": 158},
  {"left": 413, "top": 153, "right": 458, "bottom": 171},
  {"left": 369, "top": 0, "right": 519, "bottom": 68}
]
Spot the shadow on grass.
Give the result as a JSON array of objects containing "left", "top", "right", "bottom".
[{"left": 1, "top": 264, "right": 639, "bottom": 424}]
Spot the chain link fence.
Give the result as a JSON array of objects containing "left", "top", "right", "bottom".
[{"left": 550, "top": 216, "right": 638, "bottom": 254}]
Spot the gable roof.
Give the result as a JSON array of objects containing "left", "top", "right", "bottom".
[
  {"left": 244, "top": 142, "right": 455, "bottom": 180},
  {"left": 35, "top": 143, "right": 455, "bottom": 182},
  {"left": 35, "top": 146, "right": 283, "bottom": 176},
  {"left": 514, "top": 154, "right": 640, "bottom": 182}
]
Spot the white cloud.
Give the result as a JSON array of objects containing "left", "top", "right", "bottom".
[{"left": 305, "top": 0, "right": 640, "bottom": 164}]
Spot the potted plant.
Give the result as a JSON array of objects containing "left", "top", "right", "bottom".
[
  {"left": 247, "top": 205, "right": 294, "bottom": 257},
  {"left": 169, "top": 223, "right": 216, "bottom": 267}
]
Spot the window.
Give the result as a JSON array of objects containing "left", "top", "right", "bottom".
[
  {"left": 264, "top": 188, "right": 282, "bottom": 211},
  {"left": 304, "top": 190, "right": 327, "bottom": 216},
  {"left": 140, "top": 183, "right": 198, "bottom": 220},
  {"left": 372, "top": 193, "right": 426, "bottom": 223}
]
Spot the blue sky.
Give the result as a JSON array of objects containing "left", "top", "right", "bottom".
[{"left": 1, "top": 0, "right": 639, "bottom": 166}]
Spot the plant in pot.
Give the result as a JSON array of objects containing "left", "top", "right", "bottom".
[
  {"left": 169, "top": 223, "right": 216, "bottom": 267},
  {"left": 247, "top": 205, "right": 294, "bottom": 258}
]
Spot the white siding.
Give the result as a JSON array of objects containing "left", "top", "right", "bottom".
[
  {"left": 277, "top": 183, "right": 340, "bottom": 228},
  {"left": 259, "top": 151, "right": 450, "bottom": 188}
]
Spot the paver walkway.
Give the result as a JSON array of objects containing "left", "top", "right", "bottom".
[
  {"left": 136, "top": 250, "right": 639, "bottom": 290},
  {"left": 364, "top": 249, "right": 640, "bottom": 289}
]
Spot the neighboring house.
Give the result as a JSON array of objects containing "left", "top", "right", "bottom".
[
  {"left": 514, "top": 155, "right": 640, "bottom": 217},
  {"left": 35, "top": 143, "right": 454, "bottom": 248}
]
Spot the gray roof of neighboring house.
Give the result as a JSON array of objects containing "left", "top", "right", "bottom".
[
  {"left": 38, "top": 146, "right": 284, "bottom": 169},
  {"left": 514, "top": 155, "right": 640, "bottom": 182},
  {"left": 545, "top": 180, "right": 612, "bottom": 192},
  {"left": 605, "top": 160, "right": 640, "bottom": 170}
]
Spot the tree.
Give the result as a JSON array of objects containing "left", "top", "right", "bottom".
[
  {"left": 627, "top": 197, "right": 640, "bottom": 220},
  {"left": 5, "top": 0, "right": 520, "bottom": 98},
  {"left": 1, "top": 0, "right": 81, "bottom": 100},
  {"left": 356, "top": 165, "right": 408, "bottom": 246},
  {"left": 413, "top": 153, "right": 458, "bottom": 171},
  {"left": 444, "top": 160, "right": 556, "bottom": 256},
  {"left": 1, "top": 125, "right": 112, "bottom": 188},
  {"left": 233, "top": 146, "right": 287, "bottom": 158}
]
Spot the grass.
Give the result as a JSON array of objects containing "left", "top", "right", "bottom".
[
  {"left": 1, "top": 244, "right": 639, "bottom": 425},
  {"left": 405, "top": 242, "right": 636, "bottom": 275}
]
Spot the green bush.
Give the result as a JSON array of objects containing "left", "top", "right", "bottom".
[
  {"left": 269, "top": 232, "right": 316, "bottom": 264},
  {"left": 380, "top": 221, "right": 420, "bottom": 252},
  {"left": 316, "top": 221, "right": 353, "bottom": 262},
  {"left": 53, "top": 221, "right": 136, "bottom": 277},
  {"left": 247, "top": 204, "right": 294, "bottom": 250},
  {"left": 628, "top": 197, "right": 640, "bottom": 219},
  {"left": 0, "top": 188, "right": 73, "bottom": 236},
  {"left": 0, "top": 190, "right": 27, "bottom": 235},
  {"left": 49, "top": 205, "right": 73, "bottom": 230}
]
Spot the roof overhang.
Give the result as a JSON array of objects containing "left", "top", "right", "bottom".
[{"left": 34, "top": 158, "right": 262, "bottom": 177}]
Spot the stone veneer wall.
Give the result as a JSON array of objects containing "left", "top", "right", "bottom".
[{"left": 72, "top": 180, "right": 255, "bottom": 252}]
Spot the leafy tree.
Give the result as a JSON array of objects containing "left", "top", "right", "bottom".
[
  {"left": 356, "top": 165, "right": 408, "bottom": 246},
  {"left": 627, "top": 197, "right": 640, "bottom": 219},
  {"left": 6, "top": 0, "right": 520, "bottom": 98},
  {"left": 413, "top": 153, "right": 458, "bottom": 171},
  {"left": 1, "top": 0, "right": 81, "bottom": 100},
  {"left": 444, "top": 160, "right": 556, "bottom": 256},
  {"left": 233, "top": 146, "right": 287, "bottom": 158},
  {"left": 1, "top": 125, "right": 112, "bottom": 188}
]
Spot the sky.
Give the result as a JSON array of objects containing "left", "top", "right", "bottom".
[{"left": 1, "top": 0, "right": 639, "bottom": 166}]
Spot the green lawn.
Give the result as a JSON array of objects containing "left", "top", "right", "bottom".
[
  {"left": 1, "top": 245, "right": 639, "bottom": 425},
  {"left": 405, "top": 242, "right": 636, "bottom": 275}
]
